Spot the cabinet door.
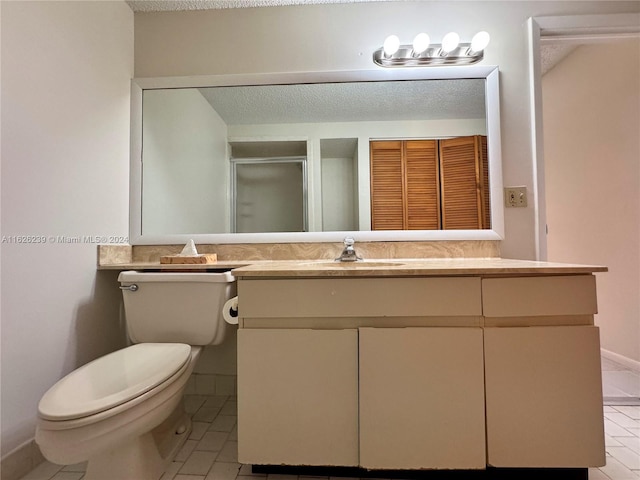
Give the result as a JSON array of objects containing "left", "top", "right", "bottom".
[
  {"left": 237, "top": 329, "right": 359, "bottom": 466},
  {"left": 359, "top": 327, "right": 486, "bottom": 470},
  {"left": 484, "top": 326, "right": 605, "bottom": 467}
]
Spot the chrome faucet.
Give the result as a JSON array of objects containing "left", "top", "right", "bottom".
[{"left": 336, "top": 237, "right": 362, "bottom": 262}]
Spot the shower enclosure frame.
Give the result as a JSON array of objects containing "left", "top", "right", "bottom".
[{"left": 230, "top": 156, "right": 309, "bottom": 234}]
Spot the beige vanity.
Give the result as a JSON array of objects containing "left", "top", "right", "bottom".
[{"left": 232, "top": 258, "right": 607, "bottom": 476}]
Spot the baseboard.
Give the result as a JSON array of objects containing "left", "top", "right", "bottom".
[
  {"left": 253, "top": 465, "right": 589, "bottom": 479},
  {"left": 601, "top": 348, "right": 640, "bottom": 373},
  {"left": 0, "top": 440, "right": 45, "bottom": 480}
]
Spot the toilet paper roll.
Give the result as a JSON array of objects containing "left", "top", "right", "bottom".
[{"left": 223, "top": 296, "right": 239, "bottom": 325}]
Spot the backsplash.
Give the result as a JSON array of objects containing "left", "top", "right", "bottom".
[{"left": 98, "top": 240, "right": 500, "bottom": 267}]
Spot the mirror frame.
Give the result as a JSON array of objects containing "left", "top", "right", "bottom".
[{"left": 130, "top": 65, "right": 503, "bottom": 245}]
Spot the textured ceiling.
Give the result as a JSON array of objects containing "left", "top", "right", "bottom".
[
  {"left": 126, "top": 0, "right": 387, "bottom": 11},
  {"left": 197, "top": 79, "right": 486, "bottom": 125},
  {"left": 540, "top": 44, "right": 579, "bottom": 75}
]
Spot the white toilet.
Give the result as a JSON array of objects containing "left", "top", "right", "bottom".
[{"left": 36, "top": 271, "right": 236, "bottom": 480}]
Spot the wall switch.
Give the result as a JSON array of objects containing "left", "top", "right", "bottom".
[{"left": 504, "top": 186, "right": 528, "bottom": 208}]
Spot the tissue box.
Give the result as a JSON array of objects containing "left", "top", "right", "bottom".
[{"left": 159, "top": 254, "right": 218, "bottom": 265}]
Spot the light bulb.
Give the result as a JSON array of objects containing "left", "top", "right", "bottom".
[
  {"left": 412, "top": 33, "right": 430, "bottom": 56},
  {"left": 383, "top": 35, "right": 400, "bottom": 57},
  {"left": 470, "top": 31, "right": 490, "bottom": 53},
  {"left": 441, "top": 32, "right": 460, "bottom": 54}
]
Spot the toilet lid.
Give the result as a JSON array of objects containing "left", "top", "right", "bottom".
[{"left": 38, "top": 343, "right": 191, "bottom": 421}]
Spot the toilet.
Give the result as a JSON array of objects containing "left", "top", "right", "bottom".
[{"left": 35, "top": 271, "right": 236, "bottom": 480}]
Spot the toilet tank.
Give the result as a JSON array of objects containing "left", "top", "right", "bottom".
[{"left": 118, "top": 271, "right": 237, "bottom": 346}]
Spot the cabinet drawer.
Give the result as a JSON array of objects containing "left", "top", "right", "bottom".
[
  {"left": 239, "top": 277, "right": 482, "bottom": 318},
  {"left": 482, "top": 275, "right": 597, "bottom": 317}
]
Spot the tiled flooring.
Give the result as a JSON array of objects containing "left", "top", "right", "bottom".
[
  {"left": 19, "top": 359, "right": 640, "bottom": 480},
  {"left": 602, "top": 357, "right": 640, "bottom": 403}
]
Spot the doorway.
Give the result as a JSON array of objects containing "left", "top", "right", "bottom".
[{"left": 529, "top": 13, "right": 640, "bottom": 400}]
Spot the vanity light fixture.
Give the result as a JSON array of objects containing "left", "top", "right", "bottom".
[
  {"left": 383, "top": 34, "right": 401, "bottom": 58},
  {"left": 469, "top": 31, "right": 491, "bottom": 55},
  {"left": 440, "top": 32, "right": 460, "bottom": 54},
  {"left": 373, "top": 31, "right": 490, "bottom": 67},
  {"left": 412, "top": 33, "right": 430, "bottom": 56}
]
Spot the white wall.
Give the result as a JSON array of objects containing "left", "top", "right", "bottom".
[
  {"left": 142, "top": 89, "right": 229, "bottom": 234},
  {"left": 1, "top": 1, "right": 133, "bottom": 458},
  {"left": 543, "top": 39, "right": 640, "bottom": 363},
  {"left": 322, "top": 157, "right": 357, "bottom": 231},
  {"left": 134, "top": 1, "right": 640, "bottom": 259}
]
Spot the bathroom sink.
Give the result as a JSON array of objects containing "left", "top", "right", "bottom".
[{"left": 302, "top": 260, "right": 406, "bottom": 268}]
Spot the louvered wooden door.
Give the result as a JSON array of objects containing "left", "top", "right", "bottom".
[
  {"left": 370, "top": 137, "right": 488, "bottom": 230},
  {"left": 479, "top": 135, "right": 491, "bottom": 229},
  {"left": 370, "top": 140, "right": 440, "bottom": 230},
  {"left": 370, "top": 141, "right": 405, "bottom": 230},
  {"left": 405, "top": 141, "right": 440, "bottom": 230},
  {"left": 439, "top": 136, "right": 483, "bottom": 230}
]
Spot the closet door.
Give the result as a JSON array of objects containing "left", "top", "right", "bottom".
[
  {"left": 370, "top": 140, "right": 440, "bottom": 230},
  {"left": 370, "top": 141, "right": 404, "bottom": 230},
  {"left": 479, "top": 135, "right": 491, "bottom": 228},
  {"left": 405, "top": 140, "right": 440, "bottom": 230},
  {"left": 439, "top": 136, "right": 483, "bottom": 229}
]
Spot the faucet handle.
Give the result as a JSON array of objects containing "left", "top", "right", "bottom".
[{"left": 343, "top": 237, "right": 355, "bottom": 247}]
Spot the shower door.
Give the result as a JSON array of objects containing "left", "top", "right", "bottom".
[{"left": 231, "top": 157, "right": 308, "bottom": 233}]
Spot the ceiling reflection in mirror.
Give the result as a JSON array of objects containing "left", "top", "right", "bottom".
[{"left": 141, "top": 78, "right": 489, "bottom": 237}]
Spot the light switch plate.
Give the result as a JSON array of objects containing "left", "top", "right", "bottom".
[{"left": 504, "top": 186, "right": 527, "bottom": 208}]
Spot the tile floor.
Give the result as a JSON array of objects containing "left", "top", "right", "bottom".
[
  {"left": 602, "top": 357, "right": 640, "bottom": 404},
  {"left": 19, "top": 359, "right": 640, "bottom": 480}
]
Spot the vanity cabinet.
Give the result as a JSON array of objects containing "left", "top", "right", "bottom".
[
  {"left": 481, "top": 275, "right": 605, "bottom": 468},
  {"left": 238, "top": 326, "right": 486, "bottom": 470},
  {"left": 237, "top": 276, "right": 484, "bottom": 469},
  {"left": 234, "top": 266, "right": 606, "bottom": 473}
]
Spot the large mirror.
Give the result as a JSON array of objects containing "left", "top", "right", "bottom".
[{"left": 130, "top": 66, "right": 503, "bottom": 244}]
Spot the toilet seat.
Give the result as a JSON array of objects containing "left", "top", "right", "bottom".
[{"left": 39, "top": 343, "right": 192, "bottom": 421}]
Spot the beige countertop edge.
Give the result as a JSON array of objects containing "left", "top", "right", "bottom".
[
  {"left": 98, "top": 261, "right": 254, "bottom": 270},
  {"left": 231, "top": 260, "right": 607, "bottom": 277},
  {"left": 98, "top": 258, "right": 607, "bottom": 277}
]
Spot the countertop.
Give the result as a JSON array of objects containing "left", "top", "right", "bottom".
[
  {"left": 98, "top": 257, "right": 607, "bottom": 277},
  {"left": 99, "top": 261, "right": 253, "bottom": 271},
  {"left": 230, "top": 258, "right": 607, "bottom": 278}
]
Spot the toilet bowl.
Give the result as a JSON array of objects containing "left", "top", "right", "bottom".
[{"left": 35, "top": 271, "right": 236, "bottom": 480}]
